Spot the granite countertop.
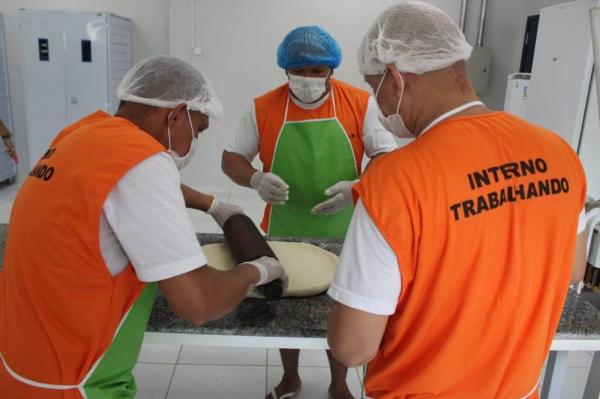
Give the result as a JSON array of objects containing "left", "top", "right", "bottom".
[
  {"left": 147, "top": 233, "right": 340, "bottom": 338},
  {"left": 1, "top": 224, "right": 600, "bottom": 341}
]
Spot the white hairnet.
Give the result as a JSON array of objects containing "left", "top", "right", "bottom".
[
  {"left": 117, "top": 55, "right": 223, "bottom": 119},
  {"left": 358, "top": 1, "right": 473, "bottom": 75}
]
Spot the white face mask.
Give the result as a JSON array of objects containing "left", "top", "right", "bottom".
[
  {"left": 288, "top": 73, "right": 329, "bottom": 104},
  {"left": 167, "top": 109, "right": 198, "bottom": 170},
  {"left": 374, "top": 69, "right": 414, "bottom": 139}
]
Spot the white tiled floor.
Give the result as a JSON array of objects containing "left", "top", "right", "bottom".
[
  {"left": 135, "top": 345, "right": 365, "bottom": 399},
  {"left": 133, "top": 363, "right": 176, "bottom": 399},
  {"left": 0, "top": 183, "right": 597, "bottom": 398},
  {"left": 134, "top": 344, "right": 597, "bottom": 399},
  {"left": 179, "top": 345, "right": 267, "bottom": 366},
  {"left": 168, "top": 364, "right": 267, "bottom": 399},
  {"left": 137, "top": 343, "right": 182, "bottom": 364}
]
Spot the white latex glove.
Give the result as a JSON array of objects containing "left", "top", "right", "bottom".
[
  {"left": 206, "top": 198, "right": 244, "bottom": 228},
  {"left": 244, "top": 256, "right": 289, "bottom": 289},
  {"left": 250, "top": 171, "right": 289, "bottom": 205},
  {"left": 311, "top": 180, "right": 358, "bottom": 215}
]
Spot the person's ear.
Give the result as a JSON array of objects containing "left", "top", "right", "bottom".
[
  {"left": 387, "top": 64, "right": 404, "bottom": 99},
  {"left": 174, "top": 103, "right": 187, "bottom": 118},
  {"left": 167, "top": 103, "right": 187, "bottom": 127}
]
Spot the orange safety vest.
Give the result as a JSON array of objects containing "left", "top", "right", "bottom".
[
  {"left": 0, "top": 110, "right": 165, "bottom": 398},
  {"left": 254, "top": 78, "right": 369, "bottom": 234},
  {"left": 355, "top": 112, "right": 586, "bottom": 399}
]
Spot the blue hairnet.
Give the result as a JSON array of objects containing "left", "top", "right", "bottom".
[{"left": 277, "top": 26, "right": 342, "bottom": 70}]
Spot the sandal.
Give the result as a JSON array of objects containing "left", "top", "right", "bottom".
[{"left": 268, "top": 386, "right": 300, "bottom": 399}]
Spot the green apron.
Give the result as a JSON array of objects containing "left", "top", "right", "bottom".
[
  {"left": 269, "top": 92, "right": 358, "bottom": 238},
  {"left": 82, "top": 283, "right": 157, "bottom": 398}
]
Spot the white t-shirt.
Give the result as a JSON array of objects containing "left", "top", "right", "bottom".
[
  {"left": 225, "top": 95, "right": 397, "bottom": 161},
  {"left": 328, "top": 201, "right": 587, "bottom": 316},
  {"left": 327, "top": 200, "right": 400, "bottom": 316},
  {"left": 99, "top": 152, "right": 207, "bottom": 282}
]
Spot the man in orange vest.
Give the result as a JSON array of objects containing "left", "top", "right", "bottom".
[
  {"left": 327, "top": 2, "right": 588, "bottom": 398},
  {"left": 222, "top": 26, "right": 397, "bottom": 399},
  {"left": 0, "top": 55, "right": 287, "bottom": 399}
]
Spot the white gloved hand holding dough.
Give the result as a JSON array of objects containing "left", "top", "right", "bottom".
[
  {"left": 244, "top": 256, "right": 289, "bottom": 289},
  {"left": 250, "top": 171, "right": 289, "bottom": 205},
  {"left": 311, "top": 180, "right": 358, "bottom": 215}
]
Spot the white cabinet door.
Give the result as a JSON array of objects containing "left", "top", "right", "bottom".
[
  {"left": 20, "top": 10, "right": 67, "bottom": 168},
  {"left": 64, "top": 12, "right": 109, "bottom": 124}
]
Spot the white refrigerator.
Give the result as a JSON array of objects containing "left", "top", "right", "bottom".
[
  {"left": 503, "top": 73, "right": 531, "bottom": 119},
  {"left": 524, "top": 0, "right": 600, "bottom": 201}
]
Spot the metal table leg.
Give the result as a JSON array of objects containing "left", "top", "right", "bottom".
[
  {"left": 583, "top": 351, "right": 600, "bottom": 399},
  {"left": 541, "top": 351, "right": 569, "bottom": 399}
]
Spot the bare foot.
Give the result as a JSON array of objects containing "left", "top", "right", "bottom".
[{"left": 265, "top": 375, "right": 302, "bottom": 399}]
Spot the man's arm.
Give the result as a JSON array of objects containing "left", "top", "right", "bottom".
[
  {"left": 326, "top": 200, "right": 400, "bottom": 367},
  {"left": 159, "top": 262, "right": 258, "bottom": 325},
  {"left": 179, "top": 183, "right": 244, "bottom": 228},
  {"left": 222, "top": 103, "right": 261, "bottom": 187},
  {"left": 222, "top": 151, "right": 289, "bottom": 205},
  {"left": 180, "top": 183, "right": 214, "bottom": 211},
  {"left": 0, "top": 119, "right": 16, "bottom": 158},
  {"left": 103, "top": 153, "right": 284, "bottom": 326},
  {"left": 0, "top": 119, "right": 9, "bottom": 136},
  {"left": 222, "top": 150, "right": 257, "bottom": 188},
  {"left": 328, "top": 304, "right": 388, "bottom": 367},
  {"left": 160, "top": 255, "right": 286, "bottom": 325}
]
